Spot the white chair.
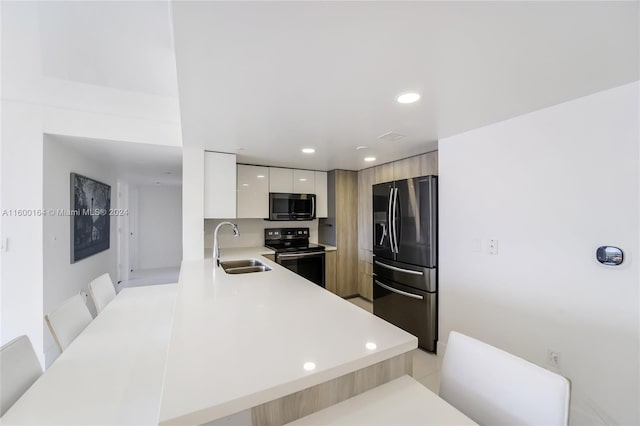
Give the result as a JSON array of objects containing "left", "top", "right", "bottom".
[
  {"left": 44, "top": 294, "right": 92, "bottom": 353},
  {"left": 88, "top": 273, "right": 116, "bottom": 314},
  {"left": 440, "top": 331, "right": 571, "bottom": 426},
  {"left": 0, "top": 336, "right": 43, "bottom": 416}
]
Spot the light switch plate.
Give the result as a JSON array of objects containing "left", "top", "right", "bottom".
[{"left": 489, "top": 239, "right": 498, "bottom": 255}]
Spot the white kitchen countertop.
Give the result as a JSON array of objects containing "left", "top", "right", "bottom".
[
  {"left": 288, "top": 375, "right": 477, "bottom": 426},
  {"left": 3, "top": 284, "right": 178, "bottom": 425},
  {"left": 204, "top": 245, "right": 336, "bottom": 258},
  {"left": 317, "top": 243, "right": 337, "bottom": 251},
  {"left": 160, "top": 247, "right": 417, "bottom": 425}
]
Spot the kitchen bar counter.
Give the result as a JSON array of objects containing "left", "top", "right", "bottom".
[
  {"left": 2, "top": 284, "right": 178, "bottom": 425},
  {"left": 160, "top": 248, "right": 417, "bottom": 425}
]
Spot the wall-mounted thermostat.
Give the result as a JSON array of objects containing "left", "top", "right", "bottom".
[{"left": 596, "top": 246, "right": 623, "bottom": 266}]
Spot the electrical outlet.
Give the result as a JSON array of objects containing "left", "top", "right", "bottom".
[
  {"left": 489, "top": 239, "right": 499, "bottom": 255},
  {"left": 547, "top": 349, "right": 561, "bottom": 367}
]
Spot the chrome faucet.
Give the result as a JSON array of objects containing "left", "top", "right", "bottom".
[{"left": 213, "top": 221, "right": 240, "bottom": 266}]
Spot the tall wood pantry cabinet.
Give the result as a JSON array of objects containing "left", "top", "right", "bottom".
[{"left": 319, "top": 170, "right": 358, "bottom": 298}]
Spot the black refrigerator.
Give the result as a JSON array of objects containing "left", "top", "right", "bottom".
[{"left": 372, "top": 176, "right": 438, "bottom": 352}]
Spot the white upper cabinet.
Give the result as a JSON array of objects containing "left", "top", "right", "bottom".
[
  {"left": 204, "top": 152, "right": 236, "bottom": 218},
  {"left": 293, "top": 169, "right": 315, "bottom": 194},
  {"left": 269, "top": 168, "right": 293, "bottom": 193},
  {"left": 314, "top": 171, "right": 328, "bottom": 218},
  {"left": 237, "top": 165, "right": 269, "bottom": 218}
]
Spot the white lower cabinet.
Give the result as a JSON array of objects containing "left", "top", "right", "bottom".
[{"left": 237, "top": 165, "right": 269, "bottom": 218}]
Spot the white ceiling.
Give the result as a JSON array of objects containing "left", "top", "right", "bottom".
[
  {"left": 27, "top": 1, "right": 639, "bottom": 172},
  {"left": 37, "top": 1, "right": 178, "bottom": 97},
  {"left": 171, "top": 1, "right": 638, "bottom": 171},
  {"left": 47, "top": 135, "right": 183, "bottom": 186}
]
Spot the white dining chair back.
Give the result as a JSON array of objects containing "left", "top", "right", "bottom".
[
  {"left": 44, "top": 294, "right": 93, "bottom": 353},
  {"left": 88, "top": 273, "right": 116, "bottom": 314},
  {"left": 0, "top": 335, "right": 43, "bottom": 416},
  {"left": 440, "top": 331, "right": 570, "bottom": 426}
]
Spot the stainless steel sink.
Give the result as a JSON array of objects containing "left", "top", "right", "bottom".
[
  {"left": 220, "top": 259, "right": 272, "bottom": 274},
  {"left": 224, "top": 265, "right": 272, "bottom": 274}
]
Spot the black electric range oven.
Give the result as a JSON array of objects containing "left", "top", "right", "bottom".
[{"left": 265, "top": 228, "right": 325, "bottom": 287}]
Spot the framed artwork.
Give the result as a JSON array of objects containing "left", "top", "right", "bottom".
[{"left": 70, "top": 173, "right": 111, "bottom": 263}]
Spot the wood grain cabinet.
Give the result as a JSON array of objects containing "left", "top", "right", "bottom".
[
  {"left": 393, "top": 151, "right": 438, "bottom": 180},
  {"left": 319, "top": 170, "right": 358, "bottom": 298},
  {"left": 324, "top": 250, "right": 337, "bottom": 294}
]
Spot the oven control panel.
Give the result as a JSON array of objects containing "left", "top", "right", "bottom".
[{"left": 265, "top": 228, "right": 309, "bottom": 240}]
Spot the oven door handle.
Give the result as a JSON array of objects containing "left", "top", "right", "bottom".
[
  {"left": 278, "top": 252, "right": 324, "bottom": 259},
  {"left": 374, "top": 280, "right": 423, "bottom": 300}
]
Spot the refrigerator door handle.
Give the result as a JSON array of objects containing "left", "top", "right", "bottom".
[
  {"left": 375, "top": 280, "right": 424, "bottom": 300},
  {"left": 387, "top": 187, "right": 395, "bottom": 252},
  {"left": 392, "top": 188, "right": 400, "bottom": 253},
  {"left": 374, "top": 260, "right": 424, "bottom": 276}
]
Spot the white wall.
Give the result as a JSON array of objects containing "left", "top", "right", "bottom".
[
  {"left": 1, "top": 1, "right": 181, "bottom": 362},
  {"left": 0, "top": 101, "right": 45, "bottom": 363},
  {"left": 204, "top": 219, "right": 319, "bottom": 253},
  {"left": 438, "top": 82, "right": 639, "bottom": 425},
  {"left": 137, "top": 185, "right": 182, "bottom": 270},
  {"left": 42, "top": 137, "right": 118, "bottom": 366},
  {"left": 182, "top": 146, "right": 205, "bottom": 261}
]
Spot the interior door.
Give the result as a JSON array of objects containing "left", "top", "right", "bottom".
[
  {"left": 372, "top": 182, "right": 394, "bottom": 260},
  {"left": 394, "top": 176, "right": 437, "bottom": 268}
]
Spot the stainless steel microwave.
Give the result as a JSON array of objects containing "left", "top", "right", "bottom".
[{"left": 269, "top": 193, "right": 316, "bottom": 221}]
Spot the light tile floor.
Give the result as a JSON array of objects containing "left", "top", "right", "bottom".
[
  {"left": 346, "top": 296, "right": 441, "bottom": 393},
  {"left": 118, "top": 267, "right": 180, "bottom": 289}
]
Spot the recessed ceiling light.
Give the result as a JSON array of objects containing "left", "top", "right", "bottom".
[
  {"left": 303, "top": 362, "right": 316, "bottom": 371},
  {"left": 356, "top": 146, "right": 368, "bottom": 150},
  {"left": 302, "top": 148, "right": 315, "bottom": 154},
  {"left": 396, "top": 92, "right": 421, "bottom": 104},
  {"left": 256, "top": 175, "right": 265, "bottom": 178},
  {"left": 242, "top": 183, "right": 249, "bottom": 187},
  {"left": 299, "top": 178, "right": 307, "bottom": 182},
  {"left": 364, "top": 157, "right": 376, "bottom": 162},
  {"left": 365, "top": 342, "right": 377, "bottom": 350}
]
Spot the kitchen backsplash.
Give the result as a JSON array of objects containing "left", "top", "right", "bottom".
[{"left": 204, "top": 218, "right": 319, "bottom": 249}]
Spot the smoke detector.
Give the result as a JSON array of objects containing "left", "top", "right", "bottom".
[{"left": 378, "top": 131, "right": 406, "bottom": 142}]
